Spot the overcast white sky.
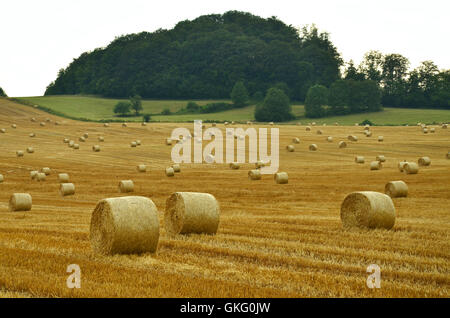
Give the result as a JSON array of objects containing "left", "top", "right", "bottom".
[{"left": 0, "top": 0, "right": 448, "bottom": 97}]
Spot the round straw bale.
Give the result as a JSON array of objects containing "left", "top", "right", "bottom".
[
  {"left": 348, "top": 135, "right": 358, "bottom": 142},
  {"left": 165, "top": 167, "right": 175, "bottom": 177},
  {"left": 136, "top": 140, "right": 141, "bottom": 146},
  {"left": 83, "top": 133, "right": 89, "bottom": 138},
  {"left": 40, "top": 122, "right": 45, "bottom": 127},
  {"left": 274, "top": 172, "right": 288, "bottom": 184},
  {"left": 73, "top": 144, "right": 79, "bottom": 149},
  {"left": 0, "top": 128, "right": 6, "bottom": 133},
  {"left": 92, "top": 145, "right": 100, "bottom": 152},
  {"left": 31, "top": 117, "right": 36, "bottom": 122},
  {"left": 224, "top": 121, "right": 229, "bottom": 125},
  {"left": 104, "top": 123, "right": 109, "bottom": 127},
  {"left": 165, "top": 192, "right": 220, "bottom": 235},
  {"left": 340, "top": 191, "right": 395, "bottom": 229},
  {"left": 30, "top": 171, "right": 38, "bottom": 180},
  {"left": 16, "top": 151, "right": 24, "bottom": 157},
  {"left": 423, "top": 128, "right": 428, "bottom": 134},
  {"left": 305, "top": 126, "right": 311, "bottom": 131},
  {"left": 309, "top": 144, "right": 318, "bottom": 151},
  {"left": 54, "top": 121, "right": 60, "bottom": 125},
  {"left": 0, "top": 174, "right": 3, "bottom": 183},
  {"left": 98, "top": 136, "right": 104, "bottom": 142},
  {"left": 338, "top": 141, "right": 347, "bottom": 148},
  {"left": 370, "top": 161, "right": 382, "bottom": 170},
  {"left": 292, "top": 137, "right": 300, "bottom": 144},
  {"left": 418, "top": 157, "right": 431, "bottom": 166},
  {"left": 312, "top": 122, "right": 316, "bottom": 126},
  {"left": 90, "top": 196, "right": 159, "bottom": 255},
  {"left": 141, "top": 122, "right": 147, "bottom": 126},
  {"left": 376, "top": 155, "right": 386, "bottom": 162},
  {"left": 355, "top": 156, "right": 365, "bottom": 163},
  {"left": 137, "top": 164, "right": 146, "bottom": 172},
  {"left": 63, "top": 138, "right": 69, "bottom": 143},
  {"left": 364, "top": 126, "right": 370, "bottom": 131},
  {"left": 122, "top": 123, "right": 128, "bottom": 127},
  {"left": 26, "top": 147, "right": 34, "bottom": 153},
  {"left": 58, "top": 173, "right": 70, "bottom": 183},
  {"left": 36, "top": 173, "right": 46, "bottom": 182},
  {"left": 42, "top": 167, "right": 51, "bottom": 175},
  {"left": 11, "top": 124, "right": 16, "bottom": 129},
  {"left": 212, "top": 123, "right": 217, "bottom": 127},
  {"left": 327, "top": 136, "right": 333, "bottom": 142},
  {"left": 316, "top": 130, "right": 323, "bottom": 135},
  {"left": 69, "top": 140, "right": 74, "bottom": 147},
  {"left": 255, "top": 161, "right": 265, "bottom": 169},
  {"left": 229, "top": 162, "right": 240, "bottom": 169},
  {"left": 172, "top": 164, "right": 181, "bottom": 173},
  {"left": 447, "top": 151, "right": 450, "bottom": 159},
  {"left": 442, "top": 124, "right": 447, "bottom": 129},
  {"left": 46, "top": 118, "right": 51, "bottom": 122},
  {"left": 119, "top": 180, "right": 134, "bottom": 193},
  {"left": 430, "top": 128, "right": 435, "bottom": 133},
  {"left": 404, "top": 162, "right": 419, "bottom": 174},
  {"left": 378, "top": 136, "right": 384, "bottom": 142},
  {"left": 398, "top": 161, "right": 408, "bottom": 172},
  {"left": 79, "top": 136, "right": 86, "bottom": 142},
  {"left": 269, "top": 122, "right": 274, "bottom": 126},
  {"left": 248, "top": 169, "right": 262, "bottom": 180},
  {"left": 385, "top": 181, "right": 408, "bottom": 198},
  {"left": 286, "top": 145, "right": 295, "bottom": 152},
  {"left": 166, "top": 138, "right": 172, "bottom": 145},
  {"left": 29, "top": 133, "right": 35, "bottom": 137},
  {"left": 131, "top": 141, "right": 137, "bottom": 147},
  {"left": 9, "top": 193, "right": 32, "bottom": 212},
  {"left": 60, "top": 183, "right": 75, "bottom": 196}
]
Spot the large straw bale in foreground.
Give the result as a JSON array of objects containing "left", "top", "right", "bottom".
[
  {"left": 9, "top": 193, "right": 32, "bottom": 212},
  {"left": 90, "top": 196, "right": 159, "bottom": 255},
  {"left": 340, "top": 191, "right": 395, "bottom": 229},
  {"left": 60, "top": 183, "right": 75, "bottom": 196},
  {"left": 165, "top": 192, "right": 220, "bottom": 235},
  {"left": 385, "top": 181, "right": 408, "bottom": 198}
]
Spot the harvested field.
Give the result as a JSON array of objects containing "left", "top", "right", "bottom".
[{"left": 0, "top": 98, "right": 449, "bottom": 297}]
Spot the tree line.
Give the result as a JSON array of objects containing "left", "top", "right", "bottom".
[{"left": 0, "top": 86, "right": 6, "bottom": 97}]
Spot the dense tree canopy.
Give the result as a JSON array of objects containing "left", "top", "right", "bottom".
[
  {"left": 45, "top": 11, "right": 342, "bottom": 101},
  {"left": 254, "top": 87, "right": 293, "bottom": 122},
  {"left": 0, "top": 86, "right": 6, "bottom": 97},
  {"left": 230, "top": 81, "right": 249, "bottom": 107}
]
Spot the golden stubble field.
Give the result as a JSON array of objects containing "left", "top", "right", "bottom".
[{"left": 0, "top": 98, "right": 449, "bottom": 298}]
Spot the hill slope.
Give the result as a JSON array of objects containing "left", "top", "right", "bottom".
[{"left": 44, "top": 11, "right": 341, "bottom": 100}]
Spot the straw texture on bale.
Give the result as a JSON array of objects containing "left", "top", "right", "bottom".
[
  {"left": 338, "top": 141, "right": 347, "bottom": 148},
  {"left": 42, "top": 167, "right": 51, "bottom": 175},
  {"left": 378, "top": 136, "right": 384, "bottom": 142},
  {"left": 58, "top": 173, "right": 70, "bottom": 183},
  {"left": 26, "top": 147, "right": 34, "bottom": 153},
  {"left": 398, "top": 161, "right": 408, "bottom": 172},
  {"left": 327, "top": 136, "right": 333, "bottom": 142},
  {"left": 274, "top": 172, "right": 288, "bottom": 184},
  {"left": 119, "top": 180, "right": 134, "bottom": 193},
  {"left": 385, "top": 181, "right": 408, "bottom": 198},
  {"left": 172, "top": 164, "right": 181, "bottom": 172},
  {"left": 30, "top": 171, "right": 38, "bottom": 180},
  {"left": 9, "top": 193, "right": 32, "bottom": 212},
  {"left": 355, "top": 156, "right": 365, "bottom": 163},
  {"left": 248, "top": 169, "right": 262, "bottom": 180},
  {"left": 60, "top": 183, "right": 75, "bottom": 196},
  {"left": 229, "top": 162, "right": 240, "bottom": 169},
  {"left": 292, "top": 137, "right": 300, "bottom": 144},
  {"left": 16, "top": 151, "right": 24, "bottom": 157},
  {"left": 165, "top": 167, "right": 175, "bottom": 177},
  {"left": 137, "top": 164, "right": 146, "bottom": 172},
  {"left": 340, "top": 191, "right": 395, "bottom": 229},
  {"left": 90, "top": 196, "right": 159, "bottom": 255},
  {"left": 309, "top": 144, "right": 318, "bottom": 151},
  {"left": 92, "top": 145, "right": 100, "bottom": 152},
  {"left": 36, "top": 173, "right": 46, "bottom": 181},
  {"left": 286, "top": 145, "right": 295, "bottom": 152},
  {"left": 418, "top": 157, "right": 431, "bottom": 166},
  {"left": 404, "top": 162, "right": 419, "bottom": 174},
  {"left": 0, "top": 174, "right": 3, "bottom": 183},
  {"left": 376, "top": 155, "right": 386, "bottom": 162},
  {"left": 370, "top": 161, "right": 382, "bottom": 170},
  {"left": 165, "top": 192, "right": 220, "bottom": 235}
]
